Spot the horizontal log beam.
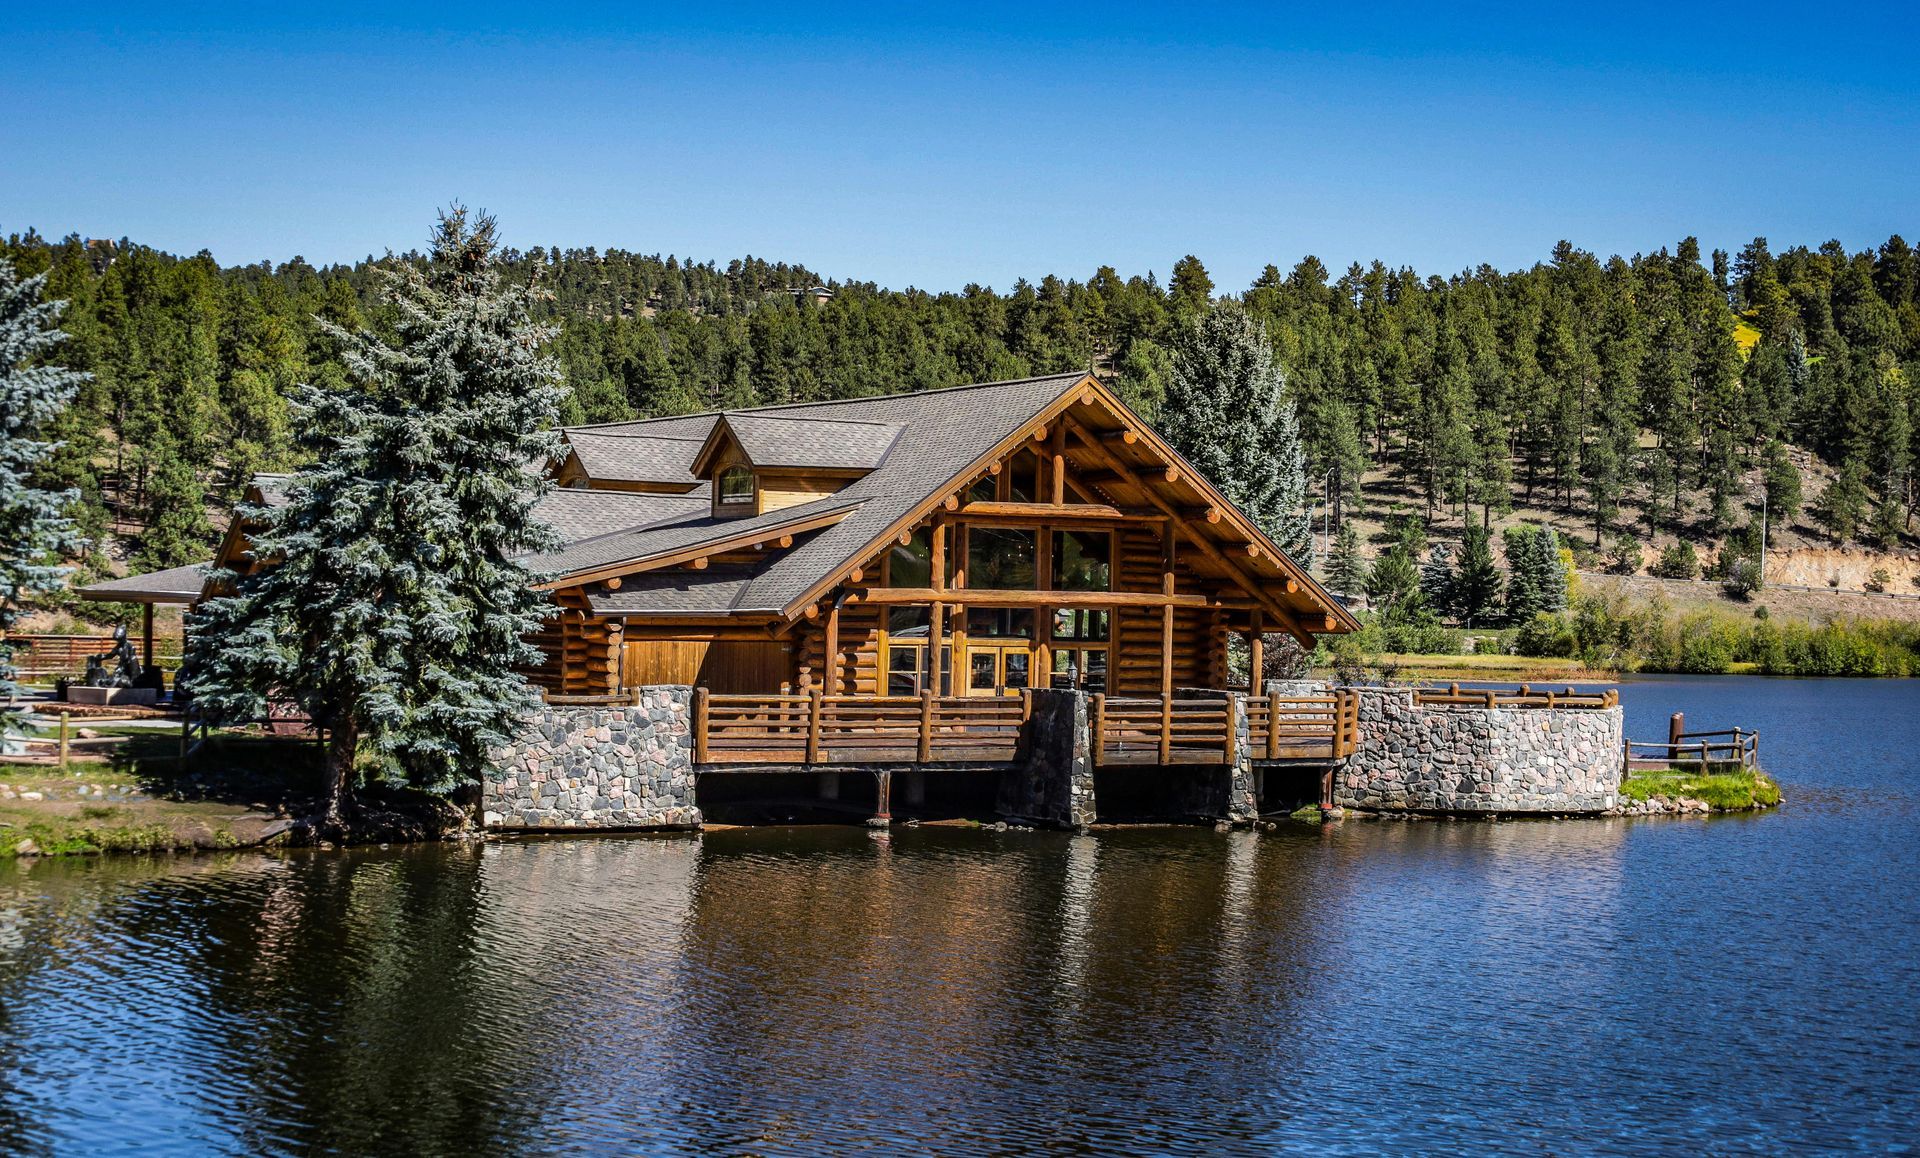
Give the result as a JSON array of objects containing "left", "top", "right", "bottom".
[{"left": 845, "top": 587, "right": 1244, "bottom": 608}]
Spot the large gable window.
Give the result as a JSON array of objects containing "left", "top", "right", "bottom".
[{"left": 717, "top": 466, "right": 755, "bottom": 506}]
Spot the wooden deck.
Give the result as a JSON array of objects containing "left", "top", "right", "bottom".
[
  {"left": 1626, "top": 727, "right": 1760, "bottom": 772},
  {"left": 692, "top": 688, "right": 1358, "bottom": 769}
]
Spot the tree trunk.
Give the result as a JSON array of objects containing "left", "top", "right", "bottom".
[{"left": 319, "top": 716, "right": 360, "bottom": 840}]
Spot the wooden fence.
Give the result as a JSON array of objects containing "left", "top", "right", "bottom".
[
  {"left": 1627, "top": 728, "right": 1760, "bottom": 771},
  {"left": 4, "top": 633, "right": 182, "bottom": 678},
  {"left": 1091, "top": 695, "right": 1237, "bottom": 766},
  {"left": 695, "top": 689, "right": 1030, "bottom": 765},
  {"left": 1246, "top": 690, "right": 1359, "bottom": 761},
  {"left": 1413, "top": 683, "right": 1619, "bottom": 710}
]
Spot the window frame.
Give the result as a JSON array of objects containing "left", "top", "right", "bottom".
[{"left": 717, "top": 465, "right": 756, "bottom": 506}]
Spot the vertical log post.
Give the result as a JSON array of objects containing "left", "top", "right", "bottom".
[
  {"left": 918, "top": 689, "right": 934, "bottom": 762},
  {"left": 806, "top": 686, "right": 823, "bottom": 764},
  {"left": 1091, "top": 693, "right": 1106, "bottom": 766},
  {"left": 872, "top": 770, "right": 892, "bottom": 824},
  {"left": 1049, "top": 422, "right": 1067, "bottom": 506},
  {"left": 1158, "top": 693, "right": 1173, "bottom": 764},
  {"left": 931, "top": 521, "right": 948, "bottom": 696},
  {"left": 823, "top": 600, "right": 841, "bottom": 696},
  {"left": 694, "top": 687, "right": 710, "bottom": 764},
  {"left": 1248, "top": 609, "right": 1264, "bottom": 692},
  {"left": 57, "top": 711, "right": 70, "bottom": 771},
  {"left": 141, "top": 604, "right": 155, "bottom": 673},
  {"left": 1668, "top": 712, "right": 1686, "bottom": 760},
  {"left": 1159, "top": 519, "right": 1175, "bottom": 702}
]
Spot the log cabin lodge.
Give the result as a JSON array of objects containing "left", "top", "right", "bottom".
[{"left": 82, "top": 372, "right": 1355, "bottom": 709}]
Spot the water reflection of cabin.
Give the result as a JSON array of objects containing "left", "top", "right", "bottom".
[
  {"left": 534, "top": 372, "right": 1354, "bottom": 699},
  {"left": 82, "top": 372, "right": 1356, "bottom": 706}
]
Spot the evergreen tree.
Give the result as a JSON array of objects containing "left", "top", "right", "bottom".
[
  {"left": 1364, "top": 545, "right": 1419, "bottom": 612},
  {"left": 1763, "top": 441, "right": 1802, "bottom": 526},
  {"left": 1812, "top": 464, "right": 1871, "bottom": 543},
  {"left": 1161, "top": 303, "right": 1310, "bottom": 556},
  {"left": 1451, "top": 523, "right": 1502, "bottom": 627},
  {"left": 185, "top": 209, "right": 564, "bottom": 835},
  {"left": 1326, "top": 522, "right": 1364, "bottom": 592},
  {"left": 1501, "top": 526, "right": 1566, "bottom": 622},
  {"left": 0, "top": 260, "right": 87, "bottom": 726},
  {"left": 1419, "top": 543, "right": 1454, "bottom": 616}
]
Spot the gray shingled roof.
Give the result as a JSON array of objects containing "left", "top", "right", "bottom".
[
  {"left": 565, "top": 430, "right": 707, "bottom": 486},
  {"left": 535, "top": 489, "right": 708, "bottom": 544},
  {"left": 539, "top": 373, "right": 1088, "bottom": 612},
  {"left": 522, "top": 492, "right": 867, "bottom": 579},
  {"left": 77, "top": 561, "right": 213, "bottom": 604},
  {"left": 718, "top": 413, "right": 902, "bottom": 471},
  {"left": 587, "top": 566, "right": 762, "bottom": 615}
]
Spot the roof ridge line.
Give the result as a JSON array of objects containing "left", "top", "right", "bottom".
[{"left": 559, "top": 371, "right": 1091, "bottom": 432}]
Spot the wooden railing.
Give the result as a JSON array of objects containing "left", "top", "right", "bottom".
[
  {"left": 4, "top": 633, "right": 182, "bottom": 678},
  {"left": 695, "top": 689, "right": 1030, "bottom": 765},
  {"left": 1246, "top": 690, "right": 1359, "bottom": 761},
  {"left": 1091, "top": 695, "right": 1236, "bottom": 766},
  {"left": 1627, "top": 728, "right": 1760, "bottom": 770},
  {"left": 1413, "top": 683, "right": 1619, "bottom": 710}
]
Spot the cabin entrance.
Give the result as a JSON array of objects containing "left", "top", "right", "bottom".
[{"left": 965, "top": 641, "right": 1033, "bottom": 695}]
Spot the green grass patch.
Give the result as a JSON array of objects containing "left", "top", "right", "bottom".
[{"left": 1620, "top": 767, "right": 1781, "bottom": 810}]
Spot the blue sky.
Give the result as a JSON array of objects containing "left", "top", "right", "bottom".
[{"left": 3, "top": 3, "right": 1915, "bottom": 290}]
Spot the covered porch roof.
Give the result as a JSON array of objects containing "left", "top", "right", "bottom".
[{"left": 76, "top": 561, "right": 213, "bottom": 605}]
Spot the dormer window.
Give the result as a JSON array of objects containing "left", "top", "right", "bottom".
[{"left": 718, "top": 466, "right": 755, "bottom": 506}]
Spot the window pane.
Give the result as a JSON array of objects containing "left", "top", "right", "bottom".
[
  {"left": 1006, "top": 450, "right": 1037, "bottom": 503},
  {"left": 719, "top": 467, "right": 754, "bottom": 504},
  {"left": 969, "top": 477, "right": 996, "bottom": 503},
  {"left": 970, "top": 652, "right": 997, "bottom": 690},
  {"left": 967, "top": 528, "right": 1036, "bottom": 589},
  {"left": 967, "top": 608, "right": 1033, "bottom": 639},
  {"left": 889, "top": 606, "right": 930, "bottom": 637},
  {"left": 1084, "top": 649, "right": 1107, "bottom": 692},
  {"left": 887, "top": 646, "right": 920, "bottom": 696},
  {"left": 1052, "top": 608, "right": 1109, "bottom": 642},
  {"left": 887, "top": 530, "right": 931, "bottom": 588},
  {"left": 1053, "top": 530, "right": 1111, "bottom": 591},
  {"left": 1003, "top": 652, "right": 1030, "bottom": 688}
]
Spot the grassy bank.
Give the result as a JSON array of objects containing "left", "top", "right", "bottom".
[
  {"left": 1, "top": 724, "right": 324, "bottom": 858},
  {"left": 1352, "top": 653, "right": 1617, "bottom": 682},
  {"left": 0, "top": 770, "right": 286, "bottom": 856},
  {"left": 1620, "top": 767, "right": 1782, "bottom": 810}
]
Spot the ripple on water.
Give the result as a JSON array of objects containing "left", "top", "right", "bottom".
[{"left": 0, "top": 676, "right": 1916, "bottom": 1154}]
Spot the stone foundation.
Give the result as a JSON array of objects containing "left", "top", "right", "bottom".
[
  {"left": 996, "top": 689, "right": 1096, "bottom": 828},
  {"left": 1331, "top": 687, "right": 1622, "bottom": 814},
  {"left": 483, "top": 687, "right": 701, "bottom": 830}
]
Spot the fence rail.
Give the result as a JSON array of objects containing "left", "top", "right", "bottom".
[
  {"left": 3, "top": 634, "right": 182, "bottom": 677},
  {"left": 695, "top": 689, "right": 1030, "bottom": 765},
  {"left": 1414, "top": 683, "right": 1619, "bottom": 710},
  {"left": 1627, "top": 728, "right": 1760, "bottom": 770},
  {"left": 1091, "top": 695, "right": 1237, "bottom": 766},
  {"left": 1246, "top": 691, "right": 1359, "bottom": 761}
]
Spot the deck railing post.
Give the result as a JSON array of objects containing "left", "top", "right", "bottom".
[
  {"left": 918, "top": 690, "right": 934, "bottom": 762},
  {"left": 1158, "top": 693, "right": 1173, "bottom": 764},
  {"left": 57, "top": 711, "right": 70, "bottom": 771},
  {"left": 1223, "top": 697, "right": 1238, "bottom": 766},
  {"left": 806, "top": 687, "right": 823, "bottom": 765},
  {"left": 1699, "top": 739, "right": 1710, "bottom": 767},
  {"left": 1092, "top": 693, "right": 1106, "bottom": 766},
  {"left": 1668, "top": 712, "right": 1686, "bottom": 759},
  {"left": 1267, "top": 698, "right": 1281, "bottom": 760},
  {"left": 693, "top": 687, "right": 710, "bottom": 764}
]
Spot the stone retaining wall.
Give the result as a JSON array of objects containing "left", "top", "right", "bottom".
[
  {"left": 1331, "top": 687, "right": 1623, "bottom": 814},
  {"left": 483, "top": 687, "right": 701, "bottom": 830}
]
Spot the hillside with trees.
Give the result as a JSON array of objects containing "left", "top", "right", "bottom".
[{"left": 3, "top": 226, "right": 1917, "bottom": 629}]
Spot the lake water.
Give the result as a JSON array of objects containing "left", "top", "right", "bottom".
[{"left": 1, "top": 676, "right": 1916, "bottom": 1154}]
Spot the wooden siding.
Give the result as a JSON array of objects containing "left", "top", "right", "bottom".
[
  {"left": 758, "top": 470, "right": 847, "bottom": 513},
  {"left": 621, "top": 638, "right": 793, "bottom": 693}
]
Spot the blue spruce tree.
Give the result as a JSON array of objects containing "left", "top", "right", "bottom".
[
  {"left": 186, "top": 209, "right": 564, "bottom": 837},
  {"left": 1161, "top": 303, "right": 1311, "bottom": 558},
  {"left": 0, "top": 261, "right": 86, "bottom": 729}
]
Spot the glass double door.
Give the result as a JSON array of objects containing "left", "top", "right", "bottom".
[{"left": 966, "top": 641, "right": 1032, "bottom": 695}]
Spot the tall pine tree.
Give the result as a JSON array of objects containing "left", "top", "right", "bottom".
[
  {"left": 1161, "top": 302, "right": 1310, "bottom": 557},
  {"left": 1, "top": 260, "right": 87, "bottom": 726},
  {"left": 186, "top": 209, "right": 564, "bottom": 835}
]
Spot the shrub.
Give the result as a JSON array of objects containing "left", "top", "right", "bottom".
[
  {"left": 1866, "top": 568, "right": 1891, "bottom": 593},
  {"left": 1605, "top": 536, "right": 1643, "bottom": 575},
  {"left": 1650, "top": 541, "right": 1700, "bottom": 580},
  {"left": 1513, "top": 612, "right": 1577, "bottom": 658}
]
